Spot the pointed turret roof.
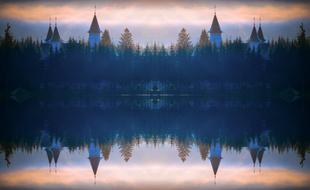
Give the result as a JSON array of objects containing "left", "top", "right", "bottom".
[
  {"left": 248, "top": 138, "right": 259, "bottom": 166},
  {"left": 89, "top": 157, "right": 101, "bottom": 176},
  {"left": 51, "top": 138, "right": 62, "bottom": 166},
  {"left": 52, "top": 26, "right": 61, "bottom": 42},
  {"left": 250, "top": 149, "right": 258, "bottom": 166},
  {"left": 249, "top": 23, "right": 259, "bottom": 42},
  {"left": 209, "top": 142, "right": 222, "bottom": 176},
  {"left": 88, "top": 142, "right": 101, "bottom": 176},
  {"left": 210, "top": 14, "right": 222, "bottom": 34},
  {"left": 258, "top": 147, "right": 265, "bottom": 166},
  {"left": 45, "top": 148, "right": 53, "bottom": 167},
  {"left": 258, "top": 24, "right": 265, "bottom": 42},
  {"left": 210, "top": 157, "right": 221, "bottom": 175},
  {"left": 89, "top": 14, "right": 101, "bottom": 33},
  {"left": 45, "top": 25, "right": 53, "bottom": 42}
]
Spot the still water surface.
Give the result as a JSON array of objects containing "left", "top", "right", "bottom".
[{"left": 0, "top": 97, "right": 309, "bottom": 190}]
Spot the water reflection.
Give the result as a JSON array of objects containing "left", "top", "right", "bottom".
[
  {"left": 0, "top": 98, "right": 309, "bottom": 189},
  {"left": 0, "top": 143, "right": 309, "bottom": 190}
]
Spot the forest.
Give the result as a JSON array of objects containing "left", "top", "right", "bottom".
[{"left": 0, "top": 24, "right": 309, "bottom": 92}]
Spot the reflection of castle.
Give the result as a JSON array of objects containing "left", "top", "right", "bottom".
[
  {"left": 248, "top": 137, "right": 266, "bottom": 173},
  {"left": 88, "top": 141, "right": 102, "bottom": 183},
  {"left": 43, "top": 137, "right": 62, "bottom": 172},
  {"left": 209, "top": 141, "right": 222, "bottom": 183}
]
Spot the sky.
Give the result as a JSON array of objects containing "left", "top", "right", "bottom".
[{"left": 0, "top": 0, "right": 310, "bottom": 46}]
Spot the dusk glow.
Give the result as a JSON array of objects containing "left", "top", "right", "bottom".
[
  {"left": 1, "top": 1, "right": 309, "bottom": 190},
  {"left": 0, "top": 0, "right": 309, "bottom": 43},
  {"left": 1, "top": 147, "right": 309, "bottom": 190}
]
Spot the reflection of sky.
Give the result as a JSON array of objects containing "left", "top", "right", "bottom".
[
  {"left": 0, "top": 143, "right": 309, "bottom": 190},
  {"left": 0, "top": 0, "right": 309, "bottom": 45}
]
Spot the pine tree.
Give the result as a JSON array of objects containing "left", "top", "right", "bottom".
[
  {"left": 4, "top": 23, "right": 13, "bottom": 45},
  {"left": 198, "top": 29, "right": 210, "bottom": 48},
  {"left": 176, "top": 28, "right": 193, "bottom": 57},
  {"left": 175, "top": 140, "right": 191, "bottom": 162},
  {"left": 119, "top": 141, "right": 134, "bottom": 162},
  {"left": 297, "top": 23, "right": 306, "bottom": 47},
  {"left": 118, "top": 28, "right": 134, "bottom": 57},
  {"left": 169, "top": 44, "right": 176, "bottom": 57},
  {"left": 135, "top": 43, "right": 141, "bottom": 56},
  {"left": 159, "top": 45, "right": 167, "bottom": 57},
  {"left": 143, "top": 44, "right": 151, "bottom": 57},
  {"left": 152, "top": 42, "right": 158, "bottom": 56},
  {"left": 198, "top": 143, "right": 209, "bottom": 161},
  {"left": 101, "top": 29, "right": 112, "bottom": 47},
  {"left": 101, "top": 144, "right": 112, "bottom": 161}
]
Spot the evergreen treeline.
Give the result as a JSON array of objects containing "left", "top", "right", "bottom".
[{"left": 0, "top": 24, "right": 309, "bottom": 91}]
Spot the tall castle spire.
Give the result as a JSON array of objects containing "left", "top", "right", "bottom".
[
  {"left": 45, "top": 17, "right": 53, "bottom": 43},
  {"left": 249, "top": 17, "right": 259, "bottom": 42},
  {"left": 209, "top": 5, "right": 222, "bottom": 48},
  {"left": 88, "top": 5, "right": 101, "bottom": 48},
  {"left": 89, "top": 6, "right": 101, "bottom": 34},
  {"left": 257, "top": 17, "right": 265, "bottom": 42},
  {"left": 52, "top": 17, "right": 61, "bottom": 42}
]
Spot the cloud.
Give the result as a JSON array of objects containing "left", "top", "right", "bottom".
[{"left": 0, "top": 2, "right": 309, "bottom": 24}]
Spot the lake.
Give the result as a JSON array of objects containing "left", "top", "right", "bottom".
[{"left": 0, "top": 96, "right": 309, "bottom": 190}]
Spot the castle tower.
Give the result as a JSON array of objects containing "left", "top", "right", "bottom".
[
  {"left": 51, "top": 138, "right": 62, "bottom": 173},
  {"left": 51, "top": 17, "right": 62, "bottom": 51},
  {"left": 248, "top": 18, "right": 260, "bottom": 51},
  {"left": 45, "top": 148, "right": 53, "bottom": 169},
  {"left": 209, "top": 141, "right": 222, "bottom": 184},
  {"left": 248, "top": 138, "right": 259, "bottom": 173},
  {"left": 88, "top": 141, "right": 102, "bottom": 184},
  {"left": 88, "top": 6, "right": 101, "bottom": 48},
  {"left": 45, "top": 18, "right": 53, "bottom": 44},
  {"left": 209, "top": 7, "right": 222, "bottom": 48},
  {"left": 257, "top": 18, "right": 266, "bottom": 43}
]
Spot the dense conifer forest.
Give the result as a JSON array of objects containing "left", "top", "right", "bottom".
[{"left": 0, "top": 24, "right": 309, "bottom": 92}]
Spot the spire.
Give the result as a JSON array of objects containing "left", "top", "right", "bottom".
[
  {"left": 45, "top": 17, "right": 53, "bottom": 42},
  {"left": 258, "top": 147, "right": 265, "bottom": 167},
  {"left": 214, "top": 5, "right": 216, "bottom": 15},
  {"left": 45, "top": 148, "right": 53, "bottom": 168},
  {"left": 210, "top": 12, "right": 222, "bottom": 34},
  {"left": 257, "top": 17, "right": 265, "bottom": 42},
  {"left": 88, "top": 142, "right": 102, "bottom": 178},
  {"left": 209, "top": 141, "right": 222, "bottom": 178},
  {"left": 249, "top": 17, "right": 259, "bottom": 42},
  {"left": 51, "top": 17, "right": 61, "bottom": 42},
  {"left": 89, "top": 9, "right": 101, "bottom": 33},
  {"left": 51, "top": 138, "right": 62, "bottom": 168},
  {"left": 248, "top": 138, "right": 259, "bottom": 170}
]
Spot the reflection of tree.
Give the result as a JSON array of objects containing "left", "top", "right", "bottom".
[
  {"left": 0, "top": 143, "right": 15, "bottom": 167},
  {"left": 101, "top": 143, "right": 112, "bottom": 161},
  {"left": 4, "top": 147, "right": 13, "bottom": 167},
  {"left": 119, "top": 140, "right": 134, "bottom": 162},
  {"left": 296, "top": 143, "right": 308, "bottom": 168},
  {"left": 198, "top": 143, "right": 210, "bottom": 161},
  {"left": 176, "top": 140, "right": 192, "bottom": 162}
]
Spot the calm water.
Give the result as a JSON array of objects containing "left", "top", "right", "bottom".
[{"left": 0, "top": 97, "right": 309, "bottom": 190}]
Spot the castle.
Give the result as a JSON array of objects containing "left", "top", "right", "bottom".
[
  {"left": 44, "top": 8, "right": 266, "bottom": 52},
  {"left": 45, "top": 18, "right": 62, "bottom": 51}
]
